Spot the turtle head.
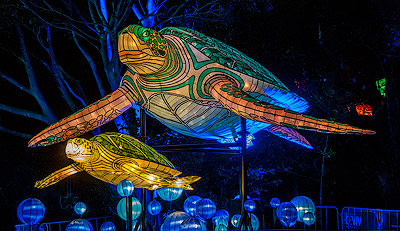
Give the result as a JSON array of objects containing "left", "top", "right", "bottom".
[
  {"left": 118, "top": 25, "right": 168, "bottom": 75},
  {"left": 65, "top": 138, "right": 94, "bottom": 163}
]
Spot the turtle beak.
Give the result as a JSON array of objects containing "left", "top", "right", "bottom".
[{"left": 118, "top": 29, "right": 152, "bottom": 64}]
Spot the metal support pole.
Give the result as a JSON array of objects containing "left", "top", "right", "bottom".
[
  {"left": 127, "top": 195, "right": 133, "bottom": 231},
  {"left": 137, "top": 108, "right": 153, "bottom": 231},
  {"left": 238, "top": 117, "right": 249, "bottom": 230}
]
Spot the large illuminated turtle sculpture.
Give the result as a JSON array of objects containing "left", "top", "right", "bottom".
[
  {"left": 28, "top": 25, "right": 375, "bottom": 149},
  {"left": 34, "top": 132, "right": 200, "bottom": 190}
]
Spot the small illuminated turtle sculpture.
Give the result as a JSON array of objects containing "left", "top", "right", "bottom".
[
  {"left": 28, "top": 25, "right": 375, "bottom": 149},
  {"left": 34, "top": 132, "right": 200, "bottom": 190}
]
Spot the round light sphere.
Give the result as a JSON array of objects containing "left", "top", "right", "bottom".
[
  {"left": 162, "top": 211, "right": 190, "bottom": 231},
  {"left": 290, "top": 196, "right": 315, "bottom": 222},
  {"left": 250, "top": 213, "right": 260, "bottom": 230},
  {"left": 65, "top": 218, "right": 93, "bottom": 231},
  {"left": 270, "top": 198, "right": 280, "bottom": 208},
  {"left": 157, "top": 187, "right": 183, "bottom": 201},
  {"left": 100, "top": 221, "right": 116, "bottom": 231},
  {"left": 230, "top": 214, "right": 241, "bottom": 228},
  {"left": 215, "top": 224, "right": 227, "bottom": 231},
  {"left": 212, "top": 209, "right": 229, "bottom": 225},
  {"left": 244, "top": 200, "right": 256, "bottom": 212},
  {"left": 179, "top": 217, "right": 206, "bottom": 231},
  {"left": 116, "top": 197, "right": 142, "bottom": 220},
  {"left": 196, "top": 198, "right": 216, "bottom": 220},
  {"left": 148, "top": 200, "right": 161, "bottom": 215},
  {"left": 276, "top": 202, "right": 297, "bottom": 227},
  {"left": 215, "top": 217, "right": 228, "bottom": 227},
  {"left": 74, "top": 202, "right": 87, "bottom": 215},
  {"left": 183, "top": 196, "right": 202, "bottom": 216},
  {"left": 302, "top": 212, "right": 316, "bottom": 226},
  {"left": 117, "top": 180, "right": 135, "bottom": 197},
  {"left": 17, "top": 198, "right": 45, "bottom": 225}
]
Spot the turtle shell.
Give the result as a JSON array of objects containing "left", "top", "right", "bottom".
[
  {"left": 160, "top": 27, "right": 290, "bottom": 91},
  {"left": 90, "top": 132, "right": 174, "bottom": 168}
]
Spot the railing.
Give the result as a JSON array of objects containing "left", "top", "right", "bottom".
[
  {"left": 341, "top": 207, "right": 400, "bottom": 230},
  {"left": 15, "top": 216, "right": 116, "bottom": 231},
  {"left": 263, "top": 205, "right": 339, "bottom": 230}
]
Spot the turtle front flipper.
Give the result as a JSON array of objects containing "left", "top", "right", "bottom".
[
  {"left": 35, "top": 163, "right": 84, "bottom": 189},
  {"left": 28, "top": 87, "right": 135, "bottom": 147},
  {"left": 208, "top": 79, "right": 376, "bottom": 135}
]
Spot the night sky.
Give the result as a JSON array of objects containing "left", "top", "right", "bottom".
[{"left": 0, "top": 0, "right": 399, "bottom": 229}]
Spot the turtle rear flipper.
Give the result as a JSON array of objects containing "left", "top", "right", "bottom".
[{"left": 209, "top": 78, "right": 375, "bottom": 135}]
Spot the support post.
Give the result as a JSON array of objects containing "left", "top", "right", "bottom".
[
  {"left": 127, "top": 195, "right": 133, "bottom": 231},
  {"left": 136, "top": 108, "right": 153, "bottom": 231},
  {"left": 238, "top": 117, "right": 249, "bottom": 230}
]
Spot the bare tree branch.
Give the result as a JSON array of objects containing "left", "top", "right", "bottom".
[{"left": 0, "top": 125, "right": 33, "bottom": 139}]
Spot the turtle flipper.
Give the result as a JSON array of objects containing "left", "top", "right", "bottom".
[
  {"left": 120, "top": 162, "right": 200, "bottom": 190},
  {"left": 209, "top": 79, "right": 376, "bottom": 135},
  {"left": 265, "top": 125, "right": 313, "bottom": 149},
  {"left": 28, "top": 88, "right": 134, "bottom": 147},
  {"left": 35, "top": 163, "right": 83, "bottom": 189}
]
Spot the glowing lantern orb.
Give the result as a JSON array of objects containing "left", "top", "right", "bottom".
[
  {"left": 117, "top": 180, "right": 135, "bottom": 197},
  {"left": 184, "top": 196, "right": 202, "bottom": 216},
  {"left": 276, "top": 202, "right": 297, "bottom": 227},
  {"left": 66, "top": 219, "right": 93, "bottom": 231},
  {"left": 196, "top": 198, "right": 216, "bottom": 220},
  {"left": 148, "top": 200, "right": 161, "bottom": 215},
  {"left": 17, "top": 198, "right": 45, "bottom": 225},
  {"left": 231, "top": 214, "right": 241, "bottom": 228},
  {"left": 290, "top": 196, "right": 315, "bottom": 222},
  {"left": 250, "top": 213, "right": 260, "bottom": 230},
  {"left": 244, "top": 199, "right": 256, "bottom": 212},
  {"left": 355, "top": 103, "right": 373, "bottom": 116},
  {"left": 162, "top": 211, "right": 190, "bottom": 231},
  {"left": 179, "top": 217, "right": 206, "bottom": 231},
  {"left": 157, "top": 187, "right": 183, "bottom": 201},
  {"left": 302, "top": 212, "right": 316, "bottom": 226},
  {"left": 74, "top": 202, "right": 87, "bottom": 215},
  {"left": 212, "top": 209, "right": 229, "bottom": 225},
  {"left": 116, "top": 197, "right": 142, "bottom": 220},
  {"left": 100, "top": 221, "right": 116, "bottom": 231},
  {"left": 270, "top": 198, "right": 280, "bottom": 208},
  {"left": 215, "top": 217, "right": 228, "bottom": 227},
  {"left": 215, "top": 224, "right": 227, "bottom": 231}
]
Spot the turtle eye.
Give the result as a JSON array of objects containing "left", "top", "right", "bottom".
[{"left": 142, "top": 30, "right": 149, "bottom": 38}]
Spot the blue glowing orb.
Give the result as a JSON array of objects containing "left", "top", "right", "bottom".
[
  {"left": 230, "top": 214, "right": 241, "bottom": 228},
  {"left": 302, "top": 212, "right": 316, "bottom": 226},
  {"left": 148, "top": 200, "right": 161, "bottom": 215},
  {"left": 117, "top": 197, "right": 142, "bottom": 220},
  {"left": 74, "top": 202, "right": 87, "bottom": 215},
  {"left": 66, "top": 219, "right": 93, "bottom": 231},
  {"left": 290, "top": 196, "right": 315, "bottom": 222},
  {"left": 276, "top": 202, "right": 297, "bottom": 227},
  {"left": 184, "top": 196, "right": 202, "bottom": 217},
  {"left": 244, "top": 200, "right": 256, "bottom": 212},
  {"left": 157, "top": 187, "right": 183, "bottom": 201},
  {"left": 17, "top": 198, "right": 45, "bottom": 225},
  {"left": 179, "top": 217, "right": 206, "bottom": 231},
  {"left": 212, "top": 209, "right": 229, "bottom": 225},
  {"left": 162, "top": 211, "right": 190, "bottom": 231},
  {"left": 196, "top": 198, "right": 216, "bottom": 220},
  {"left": 270, "top": 198, "right": 280, "bottom": 208},
  {"left": 117, "top": 180, "right": 135, "bottom": 197},
  {"left": 100, "top": 221, "right": 116, "bottom": 231}
]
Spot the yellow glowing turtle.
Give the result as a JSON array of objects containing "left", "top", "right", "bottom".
[{"left": 34, "top": 132, "right": 200, "bottom": 190}]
